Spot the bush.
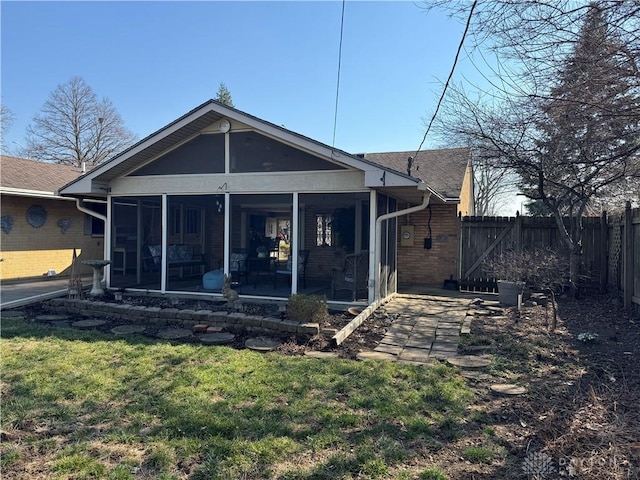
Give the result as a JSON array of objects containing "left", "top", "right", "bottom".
[
  {"left": 483, "top": 247, "right": 570, "bottom": 291},
  {"left": 286, "top": 294, "right": 329, "bottom": 323}
]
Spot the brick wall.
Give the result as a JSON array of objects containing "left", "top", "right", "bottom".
[
  {"left": 0, "top": 196, "right": 103, "bottom": 281},
  {"left": 397, "top": 204, "right": 459, "bottom": 287}
]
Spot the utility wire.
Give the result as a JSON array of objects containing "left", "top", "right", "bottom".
[
  {"left": 412, "top": 0, "right": 478, "bottom": 162},
  {"left": 332, "top": 0, "right": 346, "bottom": 148}
]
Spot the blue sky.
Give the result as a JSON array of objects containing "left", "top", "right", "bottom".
[{"left": 1, "top": 1, "right": 473, "bottom": 156}]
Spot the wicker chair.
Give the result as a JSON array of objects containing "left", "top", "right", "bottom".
[{"left": 331, "top": 251, "right": 369, "bottom": 301}]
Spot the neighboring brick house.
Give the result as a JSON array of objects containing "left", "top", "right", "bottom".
[
  {"left": 59, "top": 100, "right": 474, "bottom": 302},
  {"left": 363, "top": 149, "right": 474, "bottom": 287},
  {"left": 0, "top": 156, "right": 103, "bottom": 281}
]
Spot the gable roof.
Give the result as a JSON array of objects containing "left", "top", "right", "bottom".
[
  {"left": 59, "top": 99, "right": 428, "bottom": 200},
  {"left": 0, "top": 155, "right": 85, "bottom": 198},
  {"left": 363, "top": 148, "right": 471, "bottom": 201}
]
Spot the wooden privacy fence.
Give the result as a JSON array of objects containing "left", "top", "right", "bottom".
[{"left": 458, "top": 202, "right": 639, "bottom": 308}]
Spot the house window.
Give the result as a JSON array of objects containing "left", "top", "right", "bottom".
[
  {"left": 170, "top": 207, "right": 201, "bottom": 235},
  {"left": 316, "top": 214, "right": 332, "bottom": 246},
  {"left": 83, "top": 203, "right": 107, "bottom": 236},
  {"left": 184, "top": 208, "right": 200, "bottom": 235}
]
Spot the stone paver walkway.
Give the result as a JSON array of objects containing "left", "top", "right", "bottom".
[{"left": 370, "top": 294, "right": 493, "bottom": 365}]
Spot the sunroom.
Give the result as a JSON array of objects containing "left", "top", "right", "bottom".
[{"left": 60, "top": 100, "right": 434, "bottom": 305}]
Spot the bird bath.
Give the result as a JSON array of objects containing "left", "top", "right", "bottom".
[{"left": 82, "top": 259, "right": 111, "bottom": 296}]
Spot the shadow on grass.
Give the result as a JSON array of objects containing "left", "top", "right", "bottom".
[{"left": 2, "top": 316, "right": 485, "bottom": 479}]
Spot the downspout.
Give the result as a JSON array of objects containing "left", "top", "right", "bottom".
[
  {"left": 76, "top": 198, "right": 107, "bottom": 222},
  {"left": 374, "top": 185, "right": 431, "bottom": 301},
  {"left": 76, "top": 198, "right": 108, "bottom": 261}
]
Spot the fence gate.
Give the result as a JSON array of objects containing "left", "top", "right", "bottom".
[
  {"left": 458, "top": 216, "right": 518, "bottom": 292},
  {"left": 458, "top": 214, "right": 608, "bottom": 294}
]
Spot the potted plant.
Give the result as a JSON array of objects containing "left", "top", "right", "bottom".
[
  {"left": 484, "top": 248, "right": 570, "bottom": 327},
  {"left": 483, "top": 250, "right": 530, "bottom": 306}
]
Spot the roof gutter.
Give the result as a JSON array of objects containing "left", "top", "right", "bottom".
[
  {"left": 76, "top": 198, "right": 107, "bottom": 222},
  {"left": 374, "top": 184, "right": 431, "bottom": 300}
]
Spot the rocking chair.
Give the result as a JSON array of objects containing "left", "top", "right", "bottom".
[{"left": 331, "top": 251, "right": 369, "bottom": 301}]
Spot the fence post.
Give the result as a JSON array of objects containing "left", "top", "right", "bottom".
[
  {"left": 623, "top": 201, "right": 633, "bottom": 309},
  {"left": 600, "top": 211, "right": 608, "bottom": 293}
]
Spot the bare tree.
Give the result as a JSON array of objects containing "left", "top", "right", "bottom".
[
  {"left": 428, "top": 1, "right": 640, "bottom": 295},
  {"left": 1, "top": 104, "right": 16, "bottom": 154},
  {"left": 25, "top": 77, "right": 136, "bottom": 167},
  {"left": 474, "top": 159, "right": 518, "bottom": 216}
]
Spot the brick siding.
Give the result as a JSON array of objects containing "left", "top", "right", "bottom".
[
  {"left": 0, "top": 196, "right": 102, "bottom": 280},
  {"left": 397, "top": 204, "right": 459, "bottom": 287}
]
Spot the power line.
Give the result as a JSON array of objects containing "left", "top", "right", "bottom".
[
  {"left": 413, "top": 0, "right": 478, "bottom": 161},
  {"left": 332, "top": 0, "right": 346, "bottom": 148}
]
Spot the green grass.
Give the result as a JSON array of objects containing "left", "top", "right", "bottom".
[
  {"left": 461, "top": 446, "right": 494, "bottom": 464},
  {"left": 419, "top": 467, "right": 448, "bottom": 480},
  {"left": 1, "top": 318, "right": 474, "bottom": 479}
]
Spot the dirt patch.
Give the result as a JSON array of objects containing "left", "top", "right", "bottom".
[{"left": 449, "top": 294, "right": 640, "bottom": 480}]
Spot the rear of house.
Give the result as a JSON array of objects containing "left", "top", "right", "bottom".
[{"left": 57, "top": 100, "right": 472, "bottom": 304}]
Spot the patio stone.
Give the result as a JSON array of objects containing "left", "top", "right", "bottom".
[
  {"left": 447, "top": 355, "right": 492, "bottom": 369},
  {"left": 72, "top": 319, "right": 107, "bottom": 329},
  {"left": 111, "top": 324, "right": 147, "bottom": 335},
  {"left": 406, "top": 336, "right": 435, "bottom": 348},
  {"left": 2, "top": 310, "right": 26, "bottom": 319},
  {"left": 35, "top": 314, "right": 70, "bottom": 322},
  {"left": 398, "top": 347, "right": 432, "bottom": 364},
  {"left": 245, "top": 336, "right": 281, "bottom": 352},
  {"left": 305, "top": 351, "right": 339, "bottom": 359},
  {"left": 490, "top": 383, "right": 527, "bottom": 395},
  {"left": 430, "top": 350, "right": 459, "bottom": 359},
  {"left": 374, "top": 343, "right": 403, "bottom": 355},
  {"left": 199, "top": 332, "right": 235, "bottom": 345},
  {"left": 156, "top": 328, "right": 193, "bottom": 340},
  {"left": 51, "top": 321, "right": 72, "bottom": 328},
  {"left": 356, "top": 351, "right": 397, "bottom": 362}
]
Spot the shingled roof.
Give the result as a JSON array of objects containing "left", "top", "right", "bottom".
[
  {"left": 0, "top": 155, "right": 85, "bottom": 196},
  {"left": 363, "top": 148, "right": 471, "bottom": 200}
]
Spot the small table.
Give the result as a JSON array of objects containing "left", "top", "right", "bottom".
[{"left": 82, "top": 259, "right": 111, "bottom": 296}]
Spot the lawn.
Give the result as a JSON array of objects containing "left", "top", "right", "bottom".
[
  {"left": 1, "top": 318, "right": 473, "bottom": 480},
  {"left": 4, "top": 295, "right": 638, "bottom": 479}
]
